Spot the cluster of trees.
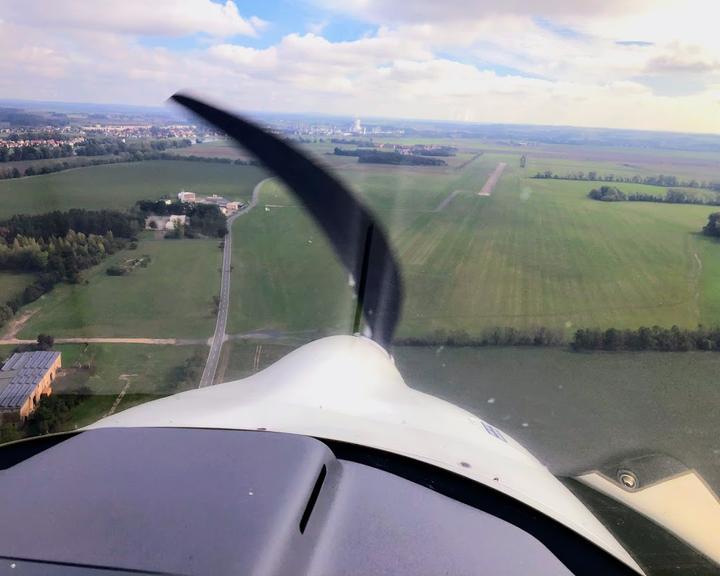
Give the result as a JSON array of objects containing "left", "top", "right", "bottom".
[
  {"left": 334, "top": 147, "right": 447, "bottom": 166},
  {"left": 534, "top": 170, "right": 720, "bottom": 191},
  {"left": 24, "top": 388, "right": 93, "bottom": 435},
  {"left": 0, "top": 230, "right": 124, "bottom": 282},
  {"left": 588, "top": 186, "right": 626, "bottom": 201},
  {"left": 0, "top": 143, "right": 75, "bottom": 162},
  {"left": 571, "top": 325, "right": 720, "bottom": 351},
  {"left": 135, "top": 201, "right": 227, "bottom": 238},
  {"left": 1, "top": 209, "right": 144, "bottom": 242},
  {"left": 162, "top": 351, "right": 206, "bottom": 393},
  {"left": 0, "top": 136, "right": 192, "bottom": 164},
  {"left": 703, "top": 213, "right": 720, "bottom": 237},
  {"left": 395, "top": 327, "right": 565, "bottom": 347},
  {"left": 588, "top": 186, "right": 720, "bottom": 206},
  {"left": 331, "top": 138, "right": 374, "bottom": 146},
  {"left": 73, "top": 137, "right": 192, "bottom": 157}
]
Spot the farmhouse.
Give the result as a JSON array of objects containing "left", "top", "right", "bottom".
[
  {"left": 0, "top": 351, "right": 61, "bottom": 421},
  {"left": 201, "top": 194, "right": 243, "bottom": 215},
  {"left": 178, "top": 190, "right": 196, "bottom": 203}
]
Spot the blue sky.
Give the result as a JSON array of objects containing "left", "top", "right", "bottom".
[{"left": 1, "top": 0, "right": 719, "bottom": 132}]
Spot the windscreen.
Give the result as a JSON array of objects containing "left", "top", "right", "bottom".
[{"left": 0, "top": 2, "right": 719, "bottom": 575}]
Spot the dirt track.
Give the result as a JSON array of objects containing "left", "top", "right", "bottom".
[{"left": 478, "top": 162, "right": 507, "bottom": 196}]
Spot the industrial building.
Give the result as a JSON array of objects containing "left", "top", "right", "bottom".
[{"left": 0, "top": 351, "right": 61, "bottom": 421}]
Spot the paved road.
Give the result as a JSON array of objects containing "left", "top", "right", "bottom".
[{"left": 198, "top": 177, "right": 271, "bottom": 388}]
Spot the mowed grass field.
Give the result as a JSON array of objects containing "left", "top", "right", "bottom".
[
  {"left": 226, "top": 149, "right": 720, "bottom": 336},
  {"left": 394, "top": 345, "right": 720, "bottom": 487},
  {"left": 394, "top": 162, "right": 720, "bottom": 335},
  {"left": 0, "top": 160, "right": 267, "bottom": 218},
  {"left": 228, "top": 179, "right": 357, "bottom": 334},
  {"left": 0, "top": 272, "right": 35, "bottom": 303},
  {"left": 19, "top": 236, "right": 222, "bottom": 339},
  {"left": 50, "top": 343, "right": 207, "bottom": 428}
]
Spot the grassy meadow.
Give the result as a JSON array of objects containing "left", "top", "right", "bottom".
[
  {"left": 19, "top": 236, "right": 222, "bottom": 339},
  {"left": 3, "top": 141, "right": 720, "bottom": 434},
  {"left": 394, "top": 345, "right": 720, "bottom": 486},
  {"left": 0, "top": 160, "right": 266, "bottom": 218},
  {"left": 225, "top": 149, "right": 720, "bottom": 337},
  {"left": 0, "top": 272, "right": 36, "bottom": 305},
  {"left": 50, "top": 343, "right": 206, "bottom": 428}
]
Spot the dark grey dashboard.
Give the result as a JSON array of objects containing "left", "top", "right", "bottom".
[{"left": 0, "top": 428, "right": 577, "bottom": 575}]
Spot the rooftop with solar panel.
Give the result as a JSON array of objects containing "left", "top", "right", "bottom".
[{"left": 0, "top": 351, "right": 61, "bottom": 421}]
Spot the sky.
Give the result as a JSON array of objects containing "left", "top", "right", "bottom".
[{"left": 1, "top": 0, "right": 720, "bottom": 132}]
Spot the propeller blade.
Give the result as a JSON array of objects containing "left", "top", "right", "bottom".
[{"left": 170, "top": 93, "right": 403, "bottom": 349}]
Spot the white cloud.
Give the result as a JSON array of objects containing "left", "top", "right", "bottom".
[
  {"left": 0, "top": 1, "right": 719, "bottom": 133},
  {"left": 0, "top": 0, "right": 264, "bottom": 37},
  {"left": 313, "top": 0, "right": 658, "bottom": 22},
  {"left": 645, "top": 43, "right": 720, "bottom": 74}
]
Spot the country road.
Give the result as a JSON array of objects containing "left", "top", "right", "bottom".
[{"left": 197, "top": 177, "right": 271, "bottom": 388}]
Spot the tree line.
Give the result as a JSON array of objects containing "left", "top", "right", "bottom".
[
  {"left": 395, "top": 327, "right": 565, "bottom": 347},
  {"left": 533, "top": 170, "right": 720, "bottom": 192},
  {"left": 0, "top": 137, "right": 192, "bottom": 163},
  {"left": 588, "top": 185, "right": 720, "bottom": 206},
  {"left": 394, "top": 324, "right": 720, "bottom": 353},
  {"left": 1, "top": 208, "right": 144, "bottom": 242},
  {"left": 0, "top": 152, "right": 259, "bottom": 181},
  {"left": 334, "top": 147, "right": 447, "bottom": 166},
  {"left": 571, "top": 325, "right": 720, "bottom": 351}
]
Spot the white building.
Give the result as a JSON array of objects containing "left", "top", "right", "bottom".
[{"left": 178, "top": 191, "right": 196, "bottom": 203}]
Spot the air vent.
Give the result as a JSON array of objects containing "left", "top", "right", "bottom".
[{"left": 299, "top": 465, "right": 327, "bottom": 533}]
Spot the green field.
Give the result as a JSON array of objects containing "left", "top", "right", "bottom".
[
  {"left": 0, "top": 342, "right": 206, "bottom": 435},
  {"left": 0, "top": 160, "right": 267, "bottom": 218},
  {"left": 226, "top": 152, "right": 720, "bottom": 337},
  {"left": 50, "top": 343, "right": 207, "bottom": 428},
  {"left": 0, "top": 272, "right": 35, "bottom": 304},
  {"left": 215, "top": 340, "right": 296, "bottom": 384},
  {"left": 19, "top": 237, "right": 222, "bottom": 339},
  {"left": 228, "top": 179, "right": 357, "bottom": 334},
  {"left": 394, "top": 345, "right": 720, "bottom": 486},
  {"left": 394, "top": 167, "right": 720, "bottom": 335}
]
